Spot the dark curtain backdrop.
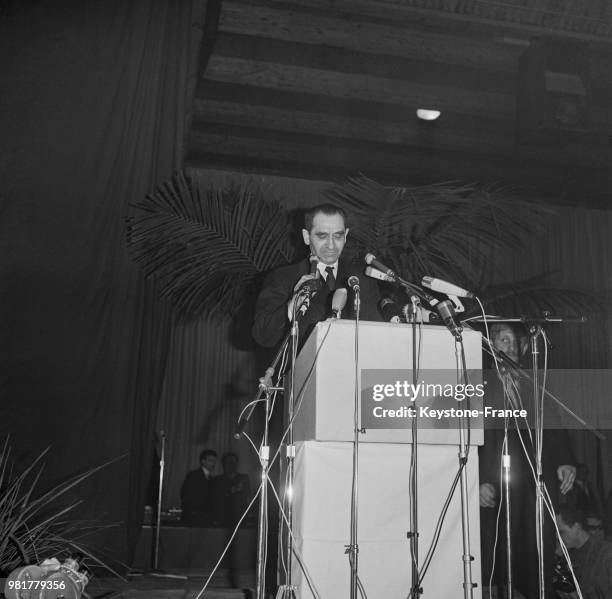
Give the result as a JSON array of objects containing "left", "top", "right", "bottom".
[{"left": 1, "top": 0, "right": 201, "bottom": 563}]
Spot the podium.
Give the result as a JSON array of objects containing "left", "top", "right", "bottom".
[{"left": 286, "top": 320, "right": 483, "bottom": 598}]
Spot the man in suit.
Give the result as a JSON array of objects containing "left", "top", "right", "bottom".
[
  {"left": 212, "top": 452, "right": 252, "bottom": 527},
  {"left": 251, "top": 204, "right": 383, "bottom": 596},
  {"left": 556, "top": 505, "right": 612, "bottom": 599},
  {"left": 252, "top": 203, "right": 382, "bottom": 349},
  {"left": 180, "top": 448, "right": 217, "bottom": 526}
]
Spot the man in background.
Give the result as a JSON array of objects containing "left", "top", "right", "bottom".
[
  {"left": 180, "top": 448, "right": 217, "bottom": 526},
  {"left": 556, "top": 505, "right": 612, "bottom": 598},
  {"left": 213, "top": 452, "right": 252, "bottom": 528}
]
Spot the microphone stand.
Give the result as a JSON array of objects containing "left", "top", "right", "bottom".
[
  {"left": 347, "top": 284, "right": 361, "bottom": 599},
  {"left": 454, "top": 337, "right": 476, "bottom": 599},
  {"left": 471, "top": 316, "right": 603, "bottom": 441},
  {"left": 154, "top": 431, "right": 165, "bottom": 571},
  {"left": 233, "top": 291, "right": 308, "bottom": 599},
  {"left": 255, "top": 371, "right": 275, "bottom": 599},
  {"left": 276, "top": 306, "right": 301, "bottom": 599},
  {"left": 528, "top": 323, "right": 546, "bottom": 599},
  {"left": 406, "top": 296, "right": 421, "bottom": 599},
  {"left": 466, "top": 314, "right": 594, "bottom": 599},
  {"left": 149, "top": 433, "right": 188, "bottom": 579},
  {"left": 502, "top": 437, "right": 513, "bottom": 599},
  {"left": 396, "top": 278, "right": 475, "bottom": 599}
]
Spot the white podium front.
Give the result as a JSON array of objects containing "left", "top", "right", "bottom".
[
  {"left": 293, "top": 320, "right": 484, "bottom": 445},
  {"left": 291, "top": 442, "right": 481, "bottom": 598},
  {"left": 285, "top": 320, "right": 483, "bottom": 598}
]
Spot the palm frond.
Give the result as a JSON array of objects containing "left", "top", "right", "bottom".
[
  {"left": 472, "top": 277, "right": 605, "bottom": 319},
  {"left": 127, "top": 172, "right": 294, "bottom": 320},
  {"left": 326, "top": 175, "right": 553, "bottom": 288}
]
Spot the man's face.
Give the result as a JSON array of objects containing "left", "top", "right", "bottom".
[
  {"left": 201, "top": 455, "right": 216, "bottom": 472},
  {"left": 586, "top": 516, "right": 604, "bottom": 539},
  {"left": 556, "top": 515, "right": 582, "bottom": 549},
  {"left": 492, "top": 325, "right": 519, "bottom": 362},
  {"left": 223, "top": 455, "right": 238, "bottom": 475},
  {"left": 302, "top": 212, "right": 348, "bottom": 265}
]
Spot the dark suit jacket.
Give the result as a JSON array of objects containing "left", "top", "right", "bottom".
[
  {"left": 180, "top": 468, "right": 215, "bottom": 525},
  {"left": 478, "top": 375, "right": 574, "bottom": 503},
  {"left": 212, "top": 472, "right": 252, "bottom": 527},
  {"left": 252, "top": 256, "right": 383, "bottom": 348}
]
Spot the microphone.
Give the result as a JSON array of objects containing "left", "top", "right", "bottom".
[
  {"left": 365, "top": 253, "right": 396, "bottom": 278},
  {"left": 299, "top": 255, "right": 320, "bottom": 291},
  {"left": 309, "top": 254, "right": 319, "bottom": 274},
  {"left": 403, "top": 296, "right": 420, "bottom": 323},
  {"left": 347, "top": 275, "right": 360, "bottom": 313},
  {"left": 332, "top": 288, "right": 348, "bottom": 318},
  {"left": 365, "top": 266, "right": 395, "bottom": 283},
  {"left": 422, "top": 276, "right": 474, "bottom": 299},
  {"left": 295, "top": 255, "right": 321, "bottom": 315},
  {"left": 379, "top": 297, "right": 402, "bottom": 323},
  {"left": 302, "top": 255, "right": 321, "bottom": 291},
  {"left": 435, "top": 298, "right": 463, "bottom": 339}
]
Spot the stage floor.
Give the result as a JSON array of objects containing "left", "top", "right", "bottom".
[{"left": 85, "top": 574, "right": 250, "bottom": 598}]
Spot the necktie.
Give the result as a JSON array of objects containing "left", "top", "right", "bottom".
[{"left": 325, "top": 266, "right": 336, "bottom": 291}]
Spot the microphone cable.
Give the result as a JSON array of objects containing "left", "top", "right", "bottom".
[{"left": 411, "top": 337, "right": 472, "bottom": 594}]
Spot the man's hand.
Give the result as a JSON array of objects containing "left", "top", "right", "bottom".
[
  {"left": 557, "top": 465, "right": 576, "bottom": 495},
  {"left": 480, "top": 482, "right": 497, "bottom": 508},
  {"left": 293, "top": 273, "right": 318, "bottom": 293},
  {"left": 288, "top": 274, "right": 320, "bottom": 319}
]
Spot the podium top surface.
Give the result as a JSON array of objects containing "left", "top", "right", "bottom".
[{"left": 292, "top": 319, "right": 484, "bottom": 444}]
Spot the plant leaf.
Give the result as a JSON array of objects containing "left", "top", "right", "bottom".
[{"left": 127, "top": 173, "right": 294, "bottom": 320}]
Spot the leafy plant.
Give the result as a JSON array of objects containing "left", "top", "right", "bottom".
[
  {"left": 127, "top": 172, "right": 294, "bottom": 321},
  {"left": 0, "top": 438, "right": 123, "bottom": 576},
  {"left": 325, "top": 175, "right": 599, "bottom": 318},
  {"left": 325, "top": 176, "right": 546, "bottom": 285}
]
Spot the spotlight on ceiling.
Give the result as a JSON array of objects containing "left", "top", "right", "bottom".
[{"left": 416, "top": 109, "right": 441, "bottom": 121}]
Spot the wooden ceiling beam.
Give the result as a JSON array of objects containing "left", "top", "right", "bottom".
[
  {"left": 186, "top": 144, "right": 553, "bottom": 191},
  {"left": 218, "top": 0, "right": 523, "bottom": 71},
  {"left": 211, "top": 32, "right": 515, "bottom": 95},
  {"left": 250, "top": 0, "right": 612, "bottom": 44},
  {"left": 191, "top": 97, "right": 610, "bottom": 169},
  {"left": 187, "top": 121, "right": 607, "bottom": 189},
  {"left": 194, "top": 80, "right": 610, "bottom": 144},
  {"left": 195, "top": 80, "right": 511, "bottom": 131},
  {"left": 203, "top": 55, "right": 514, "bottom": 119},
  {"left": 186, "top": 145, "right": 611, "bottom": 208}
]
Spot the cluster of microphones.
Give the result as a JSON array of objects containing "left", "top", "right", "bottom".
[{"left": 296, "top": 252, "right": 475, "bottom": 339}]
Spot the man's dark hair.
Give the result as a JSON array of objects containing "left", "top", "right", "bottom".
[
  {"left": 303, "top": 203, "right": 347, "bottom": 232},
  {"left": 222, "top": 451, "right": 239, "bottom": 465},
  {"left": 558, "top": 505, "right": 587, "bottom": 529},
  {"left": 199, "top": 449, "right": 217, "bottom": 461}
]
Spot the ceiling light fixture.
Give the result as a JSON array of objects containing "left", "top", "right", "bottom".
[{"left": 416, "top": 109, "right": 441, "bottom": 121}]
